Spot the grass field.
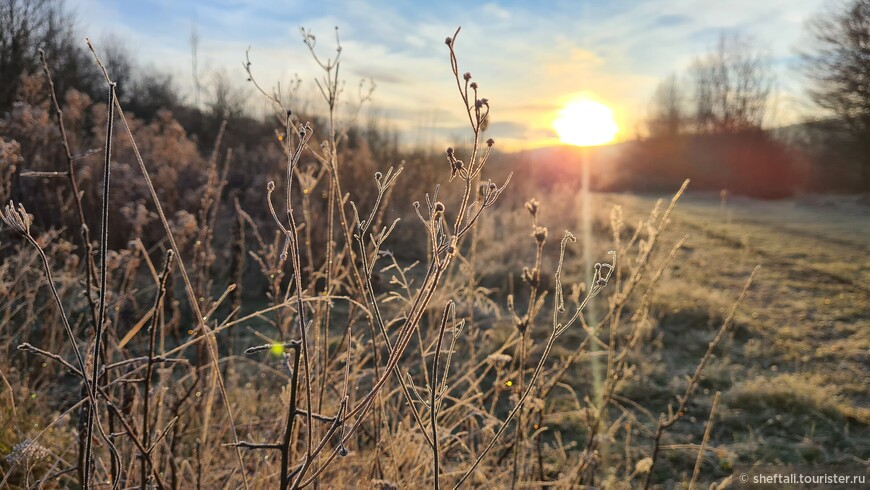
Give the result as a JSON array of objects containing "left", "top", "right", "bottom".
[{"left": 560, "top": 192, "right": 870, "bottom": 482}]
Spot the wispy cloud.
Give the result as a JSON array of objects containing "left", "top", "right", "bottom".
[{"left": 70, "top": 0, "right": 828, "bottom": 149}]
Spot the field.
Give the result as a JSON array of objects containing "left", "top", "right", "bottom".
[
  {"left": 1, "top": 7, "right": 869, "bottom": 487},
  {"left": 457, "top": 190, "right": 870, "bottom": 485}
]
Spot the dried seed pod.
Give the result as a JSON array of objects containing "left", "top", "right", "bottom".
[
  {"left": 533, "top": 226, "right": 548, "bottom": 244},
  {"left": 525, "top": 198, "right": 539, "bottom": 216}
]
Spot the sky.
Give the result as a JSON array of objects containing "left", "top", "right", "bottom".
[{"left": 70, "top": 0, "right": 829, "bottom": 151}]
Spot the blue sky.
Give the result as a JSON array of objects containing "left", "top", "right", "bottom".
[{"left": 72, "top": 0, "right": 828, "bottom": 149}]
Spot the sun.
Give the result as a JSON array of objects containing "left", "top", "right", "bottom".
[{"left": 553, "top": 99, "right": 618, "bottom": 147}]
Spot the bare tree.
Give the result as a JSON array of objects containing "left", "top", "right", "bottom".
[
  {"left": 0, "top": 0, "right": 100, "bottom": 112},
  {"left": 99, "top": 35, "right": 133, "bottom": 101},
  {"left": 690, "top": 33, "right": 774, "bottom": 133},
  {"left": 646, "top": 74, "right": 685, "bottom": 138},
  {"left": 1, "top": 0, "right": 57, "bottom": 110},
  {"left": 802, "top": 0, "right": 870, "bottom": 190},
  {"left": 207, "top": 69, "right": 248, "bottom": 122}
]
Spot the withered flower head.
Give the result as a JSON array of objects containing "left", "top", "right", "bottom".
[
  {"left": 525, "top": 198, "right": 540, "bottom": 217},
  {"left": 533, "top": 226, "right": 548, "bottom": 244},
  {"left": 1, "top": 201, "right": 31, "bottom": 236}
]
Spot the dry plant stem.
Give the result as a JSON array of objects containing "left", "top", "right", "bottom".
[
  {"left": 431, "top": 302, "right": 455, "bottom": 489},
  {"left": 572, "top": 181, "right": 689, "bottom": 342},
  {"left": 84, "top": 79, "right": 116, "bottom": 490},
  {"left": 276, "top": 115, "right": 315, "bottom": 459},
  {"left": 3, "top": 233, "right": 92, "bottom": 402},
  {"left": 292, "top": 259, "right": 453, "bottom": 488},
  {"left": 85, "top": 38, "right": 249, "bottom": 490},
  {"left": 0, "top": 398, "right": 86, "bottom": 489},
  {"left": 1, "top": 232, "right": 114, "bottom": 486},
  {"left": 511, "top": 213, "right": 546, "bottom": 488},
  {"left": 540, "top": 184, "right": 688, "bottom": 405},
  {"left": 37, "top": 49, "right": 99, "bottom": 324},
  {"left": 643, "top": 265, "right": 760, "bottom": 489},
  {"left": 453, "top": 233, "right": 580, "bottom": 489},
  {"left": 560, "top": 182, "right": 686, "bottom": 484},
  {"left": 142, "top": 251, "right": 174, "bottom": 488},
  {"left": 15, "top": 343, "right": 168, "bottom": 488},
  {"left": 193, "top": 121, "right": 228, "bottom": 300},
  {"left": 297, "top": 31, "right": 509, "bottom": 484},
  {"left": 305, "top": 226, "right": 444, "bottom": 460},
  {"left": 446, "top": 28, "right": 482, "bottom": 234},
  {"left": 317, "top": 172, "right": 335, "bottom": 413},
  {"left": 573, "top": 236, "right": 687, "bottom": 484},
  {"left": 688, "top": 391, "right": 720, "bottom": 490},
  {"left": 281, "top": 341, "right": 303, "bottom": 490},
  {"left": 352, "top": 184, "right": 435, "bottom": 449}
]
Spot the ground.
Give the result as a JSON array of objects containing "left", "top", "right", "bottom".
[{"left": 583, "top": 192, "right": 870, "bottom": 482}]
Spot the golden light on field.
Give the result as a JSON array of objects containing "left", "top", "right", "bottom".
[{"left": 553, "top": 98, "right": 618, "bottom": 147}]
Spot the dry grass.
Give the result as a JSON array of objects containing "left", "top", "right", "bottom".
[{"left": 3, "top": 24, "right": 862, "bottom": 490}]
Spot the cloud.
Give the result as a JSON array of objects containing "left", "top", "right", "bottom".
[
  {"left": 68, "top": 0, "right": 830, "bottom": 146},
  {"left": 652, "top": 14, "right": 691, "bottom": 27}
]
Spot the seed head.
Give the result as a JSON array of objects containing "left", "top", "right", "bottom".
[
  {"left": 525, "top": 198, "right": 539, "bottom": 217},
  {"left": 516, "top": 317, "right": 529, "bottom": 333},
  {"left": 5, "top": 439, "right": 48, "bottom": 465},
  {"left": 486, "top": 138, "right": 495, "bottom": 147},
  {"left": 451, "top": 160, "right": 464, "bottom": 180},
  {"left": 446, "top": 147, "right": 454, "bottom": 156},
  {"left": 266, "top": 181, "right": 276, "bottom": 192},
  {"left": 594, "top": 261, "right": 615, "bottom": 288},
  {"left": 444, "top": 37, "right": 453, "bottom": 46},
  {"left": 463, "top": 72, "right": 472, "bottom": 81},
  {"left": 470, "top": 82, "right": 478, "bottom": 90},
  {"left": 433, "top": 201, "right": 445, "bottom": 214},
  {"left": 1, "top": 201, "right": 31, "bottom": 236},
  {"left": 533, "top": 226, "right": 548, "bottom": 244}
]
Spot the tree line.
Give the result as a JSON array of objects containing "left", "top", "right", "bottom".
[
  {"left": 611, "top": 0, "right": 870, "bottom": 196},
  {"left": 2, "top": 0, "right": 870, "bottom": 196}
]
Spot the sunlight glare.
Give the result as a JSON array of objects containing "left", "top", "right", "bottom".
[{"left": 553, "top": 99, "right": 618, "bottom": 147}]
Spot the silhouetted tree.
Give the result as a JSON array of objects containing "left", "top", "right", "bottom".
[
  {"left": 0, "top": 0, "right": 100, "bottom": 113},
  {"left": 690, "top": 33, "right": 774, "bottom": 134},
  {"left": 802, "top": 0, "right": 870, "bottom": 190},
  {"left": 207, "top": 70, "right": 248, "bottom": 122},
  {"left": 646, "top": 74, "right": 685, "bottom": 138},
  {"left": 100, "top": 35, "right": 134, "bottom": 101}
]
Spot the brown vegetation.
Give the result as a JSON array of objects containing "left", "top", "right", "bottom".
[{"left": 1, "top": 1, "right": 868, "bottom": 489}]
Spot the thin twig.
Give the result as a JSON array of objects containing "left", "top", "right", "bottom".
[{"left": 688, "top": 391, "right": 721, "bottom": 490}]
